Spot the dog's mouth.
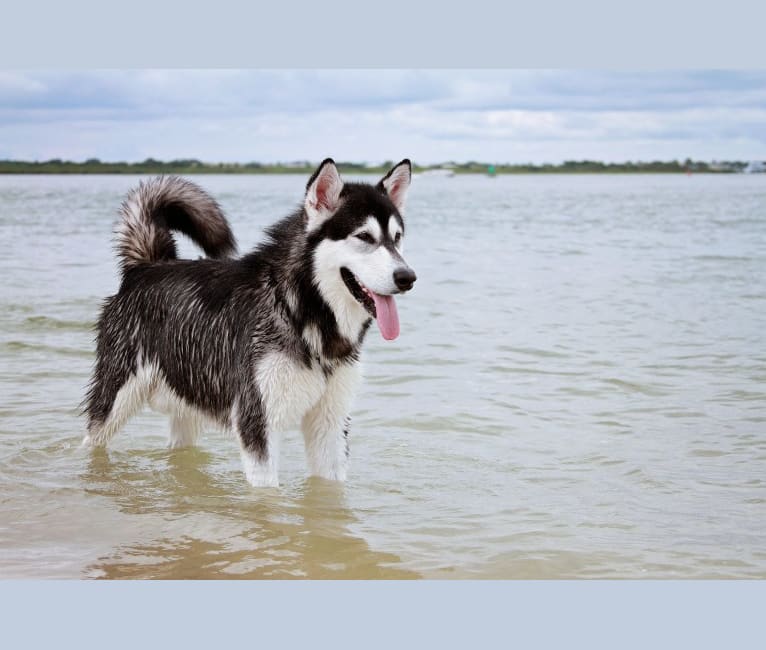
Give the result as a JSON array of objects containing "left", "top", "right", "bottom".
[
  {"left": 340, "top": 267, "right": 400, "bottom": 341},
  {"left": 341, "top": 267, "right": 375, "bottom": 316}
]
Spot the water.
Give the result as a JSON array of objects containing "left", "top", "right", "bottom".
[{"left": 1, "top": 173, "right": 764, "bottom": 578}]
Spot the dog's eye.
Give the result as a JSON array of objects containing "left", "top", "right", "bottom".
[
  {"left": 394, "top": 232, "right": 402, "bottom": 245},
  {"left": 355, "top": 232, "right": 375, "bottom": 245}
]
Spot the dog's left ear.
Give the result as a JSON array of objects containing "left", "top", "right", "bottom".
[
  {"left": 305, "top": 158, "right": 343, "bottom": 231},
  {"left": 377, "top": 159, "right": 411, "bottom": 212}
]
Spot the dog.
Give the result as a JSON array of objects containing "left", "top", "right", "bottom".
[{"left": 82, "top": 159, "right": 416, "bottom": 487}]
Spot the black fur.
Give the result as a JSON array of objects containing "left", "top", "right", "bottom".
[{"left": 83, "top": 165, "right": 409, "bottom": 464}]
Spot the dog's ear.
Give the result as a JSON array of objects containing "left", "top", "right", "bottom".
[
  {"left": 305, "top": 158, "right": 343, "bottom": 231},
  {"left": 377, "top": 159, "right": 411, "bottom": 212}
]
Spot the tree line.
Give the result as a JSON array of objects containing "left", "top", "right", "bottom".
[{"left": 0, "top": 158, "right": 751, "bottom": 174}]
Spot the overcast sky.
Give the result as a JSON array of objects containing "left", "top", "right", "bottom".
[{"left": 1, "top": 70, "right": 764, "bottom": 164}]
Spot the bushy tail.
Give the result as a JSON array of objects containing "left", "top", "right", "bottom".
[{"left": 115, "top": 175, "right": 236, "bottom": 273}]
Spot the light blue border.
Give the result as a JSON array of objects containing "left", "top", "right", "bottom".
[
  {"left": 2, "top": 1, "right": 765, "bottom": 67},
  {"left": 2, "top": 581, "right": 764, "bottom": 649},
  {"left": 2, "top": 3, "right": 764, "bottom": 648}
]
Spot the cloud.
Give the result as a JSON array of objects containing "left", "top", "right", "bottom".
[{"left": 0, "top": 70, "right": 764, "bottom": 163}]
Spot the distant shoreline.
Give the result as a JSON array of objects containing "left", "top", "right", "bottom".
[{"left": 0, "top": 159, "right": 752, "bottom": 175}]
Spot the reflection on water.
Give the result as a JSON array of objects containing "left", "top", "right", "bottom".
[{"left": 81, "top": 449, "right": 418, "bottom": 579}]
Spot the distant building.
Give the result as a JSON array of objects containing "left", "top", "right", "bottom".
[
  {"left": 709, "top": 160, "right": 737, "bottom": 172},
  {"left": 744, "top": 161, "right": 766, "bottom": 173},
  {"left": 416, "top": 167, "right": 455, "bottom": 178}
]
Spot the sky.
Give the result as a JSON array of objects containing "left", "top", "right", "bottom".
[{"left": 0, "top": 70, "right": 764, "bottom": 165}]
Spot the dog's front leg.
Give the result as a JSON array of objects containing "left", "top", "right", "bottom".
[
  {"left": 234, "top": 393, "right": 279, "bottom": 488},
  {"left": 300, "top": 362, "right": 360, "bottom": 482},
  {"left": 301, "top": 409, "right": 350, "bottom": 482}
]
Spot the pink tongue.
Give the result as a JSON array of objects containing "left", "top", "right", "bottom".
[{"left": 369, "top": 291, "right": 400, "bottom": 340}]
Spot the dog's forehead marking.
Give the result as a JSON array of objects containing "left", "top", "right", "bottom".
[
  {"left": 322, "top": 184, "right": 403, "bottom": 241},
  {"left": 355, "top": 215, "right": 382, "bottom": 240},
  {"left": 388, "top": 216, "right": 402, "bottom": 240}
]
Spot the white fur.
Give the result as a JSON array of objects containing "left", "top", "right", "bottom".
[
  {"left": 236, "top": 352, "right": 361, "bottom": 486},
  {"left": 238, "top": 436, "right": 280, "bottom": 488},
  {"left": 256, "top": 351, "right": 327, "bottom": 432},
  {"left": 169, "top": 411, "right": 203, "bottom": 448},
  {"left": 148, "top": 368, "right": 216, "bottom": 447},
  {"left": 301, "top": 362, "right": 361, "bottom": 481},
  {"left": 355, "top": 216, "right": 382, "bottom": 242},
  {"left": 239, "top": 351, "right": 331, "bottom": 487},
  {"left": 313, "top": 240, "right": 375, "bottom": 342},
  {"left": 388, "top": 217, "right": 403, "bottom": 251},
  {"left": 302, "top": 323, "right": 324, "bottom": 357},
  {"left": 313, "top": 236, "right": 402, "bottom": 323},
  {"left": 315, "top": 215, "right": 408, "bottom": 314},
  {"left": 83, "top": 362, "right": 156, "bottom": 446},
  {"left": 361, "top": 246, "right": 401, "bottom": 294},
  {"left": 84, "top": 361, "right": 210, "bottom": 449},
  {"left": 229, "top": 397, "right": 280, "bottom": 488},
  {"left": 285, "top": 287, "right": 299, "bottom": 315}
]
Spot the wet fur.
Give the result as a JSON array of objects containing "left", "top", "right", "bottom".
[{"left": 83, "top": 161, "right": 412, "bottom": 487}]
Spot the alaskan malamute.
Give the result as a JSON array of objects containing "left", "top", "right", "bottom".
[{"left": 83, "top": 159, "right": 416, "bottom": 487}]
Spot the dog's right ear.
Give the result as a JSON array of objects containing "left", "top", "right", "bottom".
[{"left": 304, "top": 158, "right": 343, "bottom": 231}]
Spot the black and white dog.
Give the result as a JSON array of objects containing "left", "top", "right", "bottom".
[{"left": 83, "top": 159, "right": 416, "bottom": 487}]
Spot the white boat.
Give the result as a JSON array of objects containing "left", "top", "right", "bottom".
[
  {"left": 414, "top": 168, "right": 455, "bottom": 178},
  {"left": 743, "top": 161, "right": 766, "bottom": 173}
]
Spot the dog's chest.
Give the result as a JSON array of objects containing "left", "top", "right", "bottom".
[{"left": 255, "top": 351, "right": 329, "bottom": 431}]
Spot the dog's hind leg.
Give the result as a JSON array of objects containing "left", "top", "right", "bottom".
[
  {"left": 233, "top": 393, "right": 279, "bottom": 488},
  {"left": 300, "top": 363, "right": 360, "bottom": 482},
  {"left": 83, "top": 363, "right": 154, "bottom": 447},
  {"left": 168, "top": 410, "right": 203, "bottom": 449}
]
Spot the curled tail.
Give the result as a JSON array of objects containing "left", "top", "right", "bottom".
[{"left": 116, "top": 175, "right": 236, "bottom": 273}]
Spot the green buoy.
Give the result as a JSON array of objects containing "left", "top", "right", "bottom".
[{"left": 487, "top": 164, "right": 496, "bottom": 177}]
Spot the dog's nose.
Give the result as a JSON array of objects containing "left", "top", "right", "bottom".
[{"left": 393, "top": 267, "right": 417, "bottom": 292}]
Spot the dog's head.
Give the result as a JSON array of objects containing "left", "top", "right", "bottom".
[{"left": 305, "top": 158, "right": 416, "bottom": 341}]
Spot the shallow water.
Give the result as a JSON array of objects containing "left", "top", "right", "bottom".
[{"left": 1, "top": 173, "right": 764, "bottom": 578}]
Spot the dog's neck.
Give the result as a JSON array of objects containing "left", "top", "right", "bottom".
[
  {"left": 306, "top": 265, "right": 372, "bottom": 361},
  {"left": 268, "top": 227, "right": 371, "bottom": 362}
]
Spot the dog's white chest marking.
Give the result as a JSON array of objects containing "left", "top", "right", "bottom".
[{"left": 256, "top": 351, "right": 327, "bottom": 431}]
